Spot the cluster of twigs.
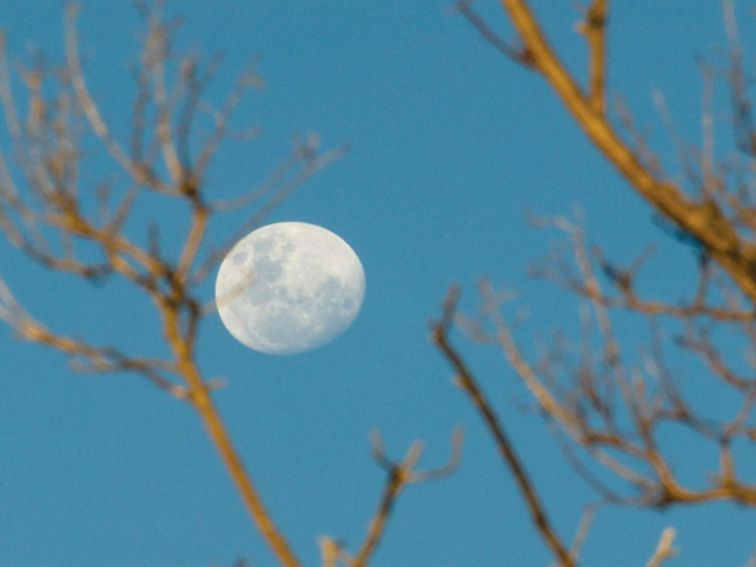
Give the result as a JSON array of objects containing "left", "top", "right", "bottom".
[
  {"left": 0, "top": 3, "right": 456, "bottom": 566},
  {"left": 432, "top": 0, "right": 754, "bottom": 565}
]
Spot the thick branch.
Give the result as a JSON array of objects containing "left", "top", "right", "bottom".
[
  {"left": 496, "top": 0, "right": 756, "bottom": 302},
  {"left": 162, "top": 307, "right": 302, "bottom": 567}
]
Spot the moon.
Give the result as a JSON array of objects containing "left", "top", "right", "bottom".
[{"left": 214, "top": 222, "right": 366, "bottom": 355}]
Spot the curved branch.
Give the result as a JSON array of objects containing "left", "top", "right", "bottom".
[
  {"left": 433, "top": 287, "right": 575, "bottom": 567},
  {"left": 496, "top": 0, "right": 756, "bottom": 302}
]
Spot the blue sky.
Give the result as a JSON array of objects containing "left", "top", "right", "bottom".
[{"left": 1, "top": 1, "right": 753, "bottom": 566}]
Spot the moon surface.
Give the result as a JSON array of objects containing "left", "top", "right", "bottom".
[{"left": 215, "top": 222, "right": 365, "bottom": 355}]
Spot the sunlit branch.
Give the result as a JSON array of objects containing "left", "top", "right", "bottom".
[
  {"left": 0, "top": 276, "right": 185, "bottom": 397},
  {"left": 581, "top": 0, "right": 608, "bottom": 113},
  {"left": 722, "top": 0, "right": 755, "bottom": 157},
  {"left": 0, "top": 4, "right": 349, "bottom": 564},
  {"left": 65, "top": 5, "right": 166, "bottom": 191},
  {"left": 454, "top": 1, "right": 533, "bottom": 67},
  {"left": 144, "top": 4, "right": 183, "bottom": 184},
  {"left": 160, "top": 302, "right": 302, "bottom": 567},
  {"left": 193, "top": 66, "right": 262, "bottom": 181},
  {"left": 433, "top": 287, "right": 575, "bottom": 567},
  {"left": 645, "top": 527, "right": 677, "bottom": 567},
  {"left": 490, "top": 0, "right": 756, "bottom": 302},
  {"left": 348, "top": 430, "right": 462, "bottom": 567}
]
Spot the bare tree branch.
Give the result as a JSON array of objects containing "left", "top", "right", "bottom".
[
  {"left": 645, "top": 527, "right": 677, "bottom": 567},
  {"left": 433, "top": 287, "right": 575, "bottom": 567},
  {"left": 0, "top": 5, "right": 354, "bottom": 565},
  {"left": 579, "top": 0, "right": 609, "bottom": 114},
  {"left": 490, "top": 0, "right": 756, "bottom": 302},
  {"left": 347, "top": 429, "right": 462, "bottom": 567}
]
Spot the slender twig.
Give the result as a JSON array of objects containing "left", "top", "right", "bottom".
[
  {"left": 645, "top": 527, "right": 677, "bottom": 567},
  {"left": 493, "top": 0, "right": 756, "bottom": 302},
  {"left": 455, "top": 1, "right": 533, "bottom": 67},
  {"left": 0, "top": 276, "right": 185, "bottom": 397},
  {"left": 162, "top": 306, "right": 302, "bottom": 567},
  {"left": 349, "top": 430, "right": 462, "bottom": 567},
  {"left": 433, "top": 287, "right": 574, "bottom": 567},
  {"left": 581, "top": 0, "right": 608, "bottom": 113},
  {"left": 65, "top": 5, "right": 165, "bottom": 190}
]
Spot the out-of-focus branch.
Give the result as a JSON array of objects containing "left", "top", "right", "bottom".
[
  {"left": 492, "top": 226, "right": 755, "bottom": 505},
  {"left": 193, "top": 139, "right": 350, "bottom": 285},
  {"left": 567, "top": 504, "right": 598, "bottom": 562},
  {"left": 454, "top": 1, "right": 534, "bottom": 67},
  {"left": 579, "top": 0, "right": 608, "bottom": 114},
  {"left": 318, "top": 537, "right": 344, "bottom": 567},
  {"left": 162, "top": 305, "right": 302, "bottom": 567},
  {"left": 65, "top": 5, "right": 164, "bottom": 191},
  {"left": 722, "top": 0, "right": 755, "bottom": 157},
  {"left": 317, "top": 432, "right": 463, "bottom": 567},
  {"left": 433, "top": 287, "right": 575, "bottom": 567},
  {"left": 478, "top": 0, "right": 756, "bottom": 303},
  {"left": 0, "top": 276, "right": 185, "bottom": 397},
  {"left": 0, "top": 4, "right": 349, "bottom": 565},
  {"left": 645, "top": 527, "right": 677, "bottom": 567},
  {"left": 451, "top": 1, "right": 755, "bottom": 562},
  {"left": 343, "top": 430, "right": 462, "bottom": 567},
  {"left": 142, "top": 2, "right": 183, "bottom": 184}
]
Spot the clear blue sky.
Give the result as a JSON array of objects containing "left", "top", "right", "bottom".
[{"left": 1, "top": 2, "right": 753, "bottom": 566}]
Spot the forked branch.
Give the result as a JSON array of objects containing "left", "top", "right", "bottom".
[
  {"left": 349, "top": 430, "right": 463, "bottom": 567},
  {"left": 433, "top": 287, "right": 575, "bottom": 567},
  {"left": 473, "top": 0, "right": 756, "bottom": 302}
]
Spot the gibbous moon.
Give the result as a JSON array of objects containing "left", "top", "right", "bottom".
[{"left": 215, "top": 222, "right": 365, "bottom": 355}]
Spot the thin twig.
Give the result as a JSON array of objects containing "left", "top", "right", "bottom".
[
  {"left": 581, "top": 0, "right": 609, "bottom": 113},
  {"left": 493, "top": 0, "right": 756, "bottom": 302},
  {"left": 455, "top": 1, "right": 533, "bottom": 67},
  {"left": 433, "top": 287, "right": 575, "bottom": 567},
  {"left": 349, "top": 430, "right": 462, "bottom": 567},
  {"left": 645, "top": 527, "right": 677, "bottom": 567}
]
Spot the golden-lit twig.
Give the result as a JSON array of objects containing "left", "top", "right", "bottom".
[
  {"left": 0, "top": 276, "right": 185, "bottom": 397},
  {"left": 433, "top": 287, "right": 575, "bottom": 567},
  {"left": 676, "top": 328, "right": 755, "bottom": 392},
  {"left": 348, "top": 429, "right": 463, "bottom": 567},
  {"left": 143, "top": 3, "right": 183, "bottom": 184},
  {"left": 563, "top": 504, "right": 599, "bottom": 567},
  {"left": 64, "top": 5, "right": 164, "bottom": 191},
  {"left": 579, "top": 0, "right": 609, "bottom": 114},
  {"left": 160, "top": 296, "right": 303, "bottom": 567},
  {"left": 489, "top": 0, "right": 756, "bottom": 302},
  {"left": 645, "top": 527, "right": 677, "bottom": 567},
  {"left": 192, "top": 66, "right": 262, "bottom": 181},
  {"left": 318, "top": 537, "right": 345, "bottom": 567}
]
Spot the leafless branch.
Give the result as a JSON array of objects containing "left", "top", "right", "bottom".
[
  {"left": 433, "top": 287, "right": 575, "bottom": 567},
  {"left": 345, "top": 430, "right": 462, "bottom": 567},
  {"left": 578, "top": 0, "right": 609, "bottom": 113},
  {"left": 0, "top": 4, "right": 354, "bottom": 565},
  {"left": 454, "top": 1, "right": 534, "bottom": 67},
  {"left": 645, "top": 527, "right": 677, "bottom": 567}
]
